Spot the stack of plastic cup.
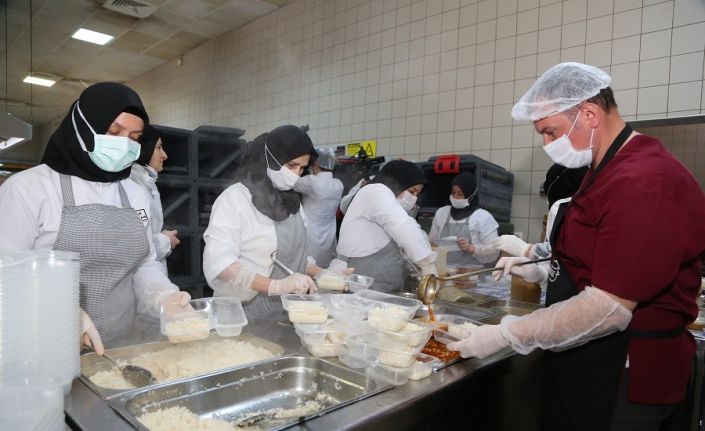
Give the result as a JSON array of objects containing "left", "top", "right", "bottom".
[{"left": 0, "top": 250, "right": 80, "bottom": 430}]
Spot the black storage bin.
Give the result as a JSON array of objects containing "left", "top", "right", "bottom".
[
  {"left": 159, "top": 181, "right": 194, "bottom": 229},
  {"left": 194, "top": 126, "right": 247, "bottom": 180},
  {"left": 416, "top": 154, "right": 514, "bottom": 223},
  {"left": 154, "top": 125, "right": 191, "bottom": 176},
  {"left": 166, "top": 232, "right": 196, "bottom": 280}
]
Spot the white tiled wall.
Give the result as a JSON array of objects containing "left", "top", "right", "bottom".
[{"left": 131, "top": 0, "right": 705, "bottom": 242}]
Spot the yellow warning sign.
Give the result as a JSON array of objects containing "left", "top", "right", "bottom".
[{"left": 346, "top": 140, "right": 377, "bottom": 157}]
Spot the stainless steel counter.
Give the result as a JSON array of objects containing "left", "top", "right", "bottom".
[{"left": 66, "top": 319, "right": 544, "bottom": 431}]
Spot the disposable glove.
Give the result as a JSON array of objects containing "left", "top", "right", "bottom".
[
  {"left": 447, "top": 324, "right": 510, "bottom": 359},
  {"left": 493, "top": 235, "right": 530, "bottom": 257},
  {"left": 80, "top": 308, "right": 104, "bottom": 355},
  {"left": 499, "top": 286, "right": 632, "bottom": 354},
  {"left": 268, "top": 273, "right": 317, "bottom": 295},
  {"left": 327, "top": 258, "right": 354, "bottom": 275},
  {"left": 492, "top": 256, "right": 548, "bottom": 283},
  {"left": 161, "top": 291, "right": 191, "bottom": 307},
  {"left": 417, "top": 254, "right": 438, "bottom": 276}
]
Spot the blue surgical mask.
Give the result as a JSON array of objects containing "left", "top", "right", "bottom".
[{"left": 72, "top": 102, "right": 141, "bottom": 172}]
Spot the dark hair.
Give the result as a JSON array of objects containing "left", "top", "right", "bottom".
[{"left": 566, "top": 87, "right": 618, "bottom": 119}]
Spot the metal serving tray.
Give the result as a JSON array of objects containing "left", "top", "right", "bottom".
[
  {"left": 80, "top": 333, "right": 286, "bottom": 399},
  {"left": 110, "top": 355, "right": 390, "bottom": 431},
  {"left": 417, "top": 299, "right": 501, "bottom": 322},
  {"left": 476, "top": 299, "right": 542, "bottom": 317}
]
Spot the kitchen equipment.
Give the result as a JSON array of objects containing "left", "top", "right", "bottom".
[
  {"left": 109, "top": 356, "right": 389, "bottom": 431},
  {"left": 96, "top": 351, "right": 155, "bottom": 388},
  {"left": 270, "top": 250, "right": 294, "bottom": 275},
  {"left": 80, "top": 334, "right": 286, "bottom": 399},
  {"left": 0, "top": 250, "right": 80, "bottom": 393},
  {"left": 417, "top": 258, "right": 551, "bottom": 305}
]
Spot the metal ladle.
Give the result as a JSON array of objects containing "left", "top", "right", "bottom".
[
  {"left": 270, "top": 251, "right": 295, "bottom": 276},
  {"left": 417, "top": 258, "right": 552, "bottom": 305},
  {"left": 97, "top": 350, "right": 156, "bottom": 388}
]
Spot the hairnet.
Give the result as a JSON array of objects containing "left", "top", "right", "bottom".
[
  {"left": 511, "top": 62, "right": 611, "bottom": 122},
  {"left": 315, "top": 147, "right": 336, "bottom": 170}
]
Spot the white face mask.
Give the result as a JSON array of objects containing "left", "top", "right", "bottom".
[
  {"left": 450, "top": 196, "right": 469, "bottom": 209},
  {"left": 398, "top": 190, "right": 417, "bottom": 212},
  {"left": 72, "top": 102, "right": 141, "bottom": 172},
  {"left": 265, "top": 144, "right": 300, "bottom": 191},
  {"left": 543, "top": 111, "right": 595, "bottom": 168}
]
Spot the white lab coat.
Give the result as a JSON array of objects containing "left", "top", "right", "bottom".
[
  {"left": 294, "top": 171, "right": 343, "bottom": 266},
  {"left": 337, "top": 183, "right": 433, "bottom": 264},
  {"left": 130, "top": 164, "right": 171, "bottom": 273},
  {"left": 428, "top": 206, "right": 500, "bottom": 264},
  {"left": 202, "top": 182, "right": 280, "bottom": 302},
  {"left": 0, "top": 164, "right": 179, "bottom": 316}
]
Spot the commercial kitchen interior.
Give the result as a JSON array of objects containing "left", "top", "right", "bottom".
[{"left": 2, "top": 0, "right": 705, "bottom": 245}]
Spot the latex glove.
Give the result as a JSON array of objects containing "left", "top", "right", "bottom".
[
  {"left": 447, "top": 324, "right": 510, "bottom": 359},
  {"left": 492, "top": 256, "right": 547, "bottom": 283},
  {"left": 162, "top": 229, "right": 181, "bottom": 249},
  {"left": 328, "top": 258, "right": 351, "bottom": 273},
  {"left": 80, "top": 308, "right": 104, "bottom": 355},
  {"left": 268, "top": 273, "right": 317, "bottom": 295},
  {"left": 161, "top": 291, "right": 191, "bottom": 307},
  {"left": 493, "top": 235, "right": 529, "bottom": 257},
  {"left": 457, "top": 238, "right": 476, "bottom": 254}
]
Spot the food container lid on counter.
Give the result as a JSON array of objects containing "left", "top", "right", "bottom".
[
  {"left": 352, "top": 289, "right": 422, "bottom": 317},
  {"left": 345, "top": 274, "right": 374, "bottom": 292},
  {"left": 160, "top": 298, "right": 214, "bottom": 343}
]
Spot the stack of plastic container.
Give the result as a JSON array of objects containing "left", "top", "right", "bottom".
[{"left": 0, "top": 250, "right": 81, "bottom": 431}]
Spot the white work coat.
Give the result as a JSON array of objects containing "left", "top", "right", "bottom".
[{"left": 130, "top": 164, "right": 171, "bottom": 273}]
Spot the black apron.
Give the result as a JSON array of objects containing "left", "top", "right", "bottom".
[{"left": 542, "top": 125, "right": 632, "bottom": 431}]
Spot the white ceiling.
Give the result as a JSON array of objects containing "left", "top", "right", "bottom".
[{"left": 1, "top": 0, "right": 290, "bottom": 126}]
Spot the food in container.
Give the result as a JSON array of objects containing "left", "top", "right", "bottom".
[
  {"left": 295, "top": 320, "right": 347, "bottom": 357},
  {"left": 408, "top": 360, "right": 433, "bottom": 380},
  {"left": 421, "top": 338, "right": 460, "bottom": 363},
  {"left": 448, "top": 321, "right": 478, "bottom": 339},
  {"left": 160, "top": 299, "right": 213, "bottom": 343},
  {"left": 401, "top": 322, "right": 431, "bottom": 347},
  {"left": 281, "top": 294, "right": 328, "bottom": 324},
  {"left": 368, "top": 306, "right": 409, "bottom": 331},
  {"left": 378, "top": 346, "right": 417, "bottom": 368},
  {"left": 315, "top": 270, "right": 346, "bottom": 291}
]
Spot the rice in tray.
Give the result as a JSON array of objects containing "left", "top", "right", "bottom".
[{"left": 88, "top": 339, "right": 275, "bottom": 390}]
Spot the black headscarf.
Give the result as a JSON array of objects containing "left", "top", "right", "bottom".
[
  {"left": 542, "top": 163, "right": 589, "bottom": 208},
  {"left": 41, "top": 82, "right": 149, "bottom": 182},
  {"left": 449, "top": 172, "right": 480, "bottom": 220},
  {"left": 371, "top": 160, "right": 427, "bottom": 196},
  {"left": 236, "top": 125, "right": 315, "bottom": 222},
  {"left": 136, "top": 125, "right": 160, "bottom": 166}
]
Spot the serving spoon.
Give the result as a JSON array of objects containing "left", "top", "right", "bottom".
[{"left": 88, "top": 347, "right": 156, "bottom": 388}]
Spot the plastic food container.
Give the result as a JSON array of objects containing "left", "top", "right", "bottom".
[
  {"left": 408, "top": 353, "right": 441, "bottom": 380},
  {"left": 378, "top": 344, "right": 420, "bottom": 368},
  {"left": 299, "top": 335, "right": 340, "bottom": 357},
  {"left": 345, "top": 274, "right": 374, "bottom": 292},
  {"left": 314, "top": 270, "right": 347, "bottom": 292},
  {"left": 160, "top": 299, "right": 213, "bottom": 343},
  {"left": 433, "top": 328, "right": 461, "bottom": 345},
  {"left": 353, "top": 290, "right": 421, "bottom": 317},
  {"left": 281, "top": 294, "right": 328, "bottom": 324},
  {"left": 211, "top": 297, "right": 247, "bottom": 337},
  {"left": 442, "top": 315, "right": 480, "bottom": 339},
  {"left": 337, "top": 340, "right": 378, "bottom": 369},
  {"left": 367, "top": 306, "right": 409, "bottom": 331},
  {"left": 365, "top": 360, "right": 410, "bottom": 386}
]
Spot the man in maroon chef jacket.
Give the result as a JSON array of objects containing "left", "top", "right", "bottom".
[{"left": 447, "top": 62, "right": 705, "bottom": 431}]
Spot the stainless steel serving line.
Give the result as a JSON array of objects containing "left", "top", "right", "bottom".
[{"left": 66, "top": 317, "right": 546, "bottom": 431}]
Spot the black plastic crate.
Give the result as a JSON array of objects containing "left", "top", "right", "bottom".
[
  {"left": 154, "top": 125, "right": 191, "bottom": 176},
  {"left": 416, "top": 154, "right": 514, "bottom": 223},
  {"left": 166, "top": 232, "right": 196, "bottom": 280},
  {"left": 193, "top": 126, "right": 247, "bottom": 180},
  {"left": 159, "top": 181, "right": 194, "bottom": 229}
]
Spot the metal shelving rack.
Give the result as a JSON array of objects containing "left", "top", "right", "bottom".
[{"left": 154, "top": 124, "right": 248, "bottom": 298}]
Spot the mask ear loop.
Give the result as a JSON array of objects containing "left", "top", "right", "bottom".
[
  {"left": 70, "top": 102, "right": 95, "bottom": 153},
  {"left": 264, "top": 141, "right": 284, "bottom": 170},
  {"left": 545, "top": 167, "right": 568, "bottom": 206}
]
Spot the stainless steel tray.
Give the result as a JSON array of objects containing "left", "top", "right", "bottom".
[
  {"left": 110, "top": 355, "right": 391, "bottom": 431},
  {"left": 80, "top": 333, "right": 286, "bottom": 399},
  {"left": 417, "top": 299, "right": 501, "bottom": 321}
]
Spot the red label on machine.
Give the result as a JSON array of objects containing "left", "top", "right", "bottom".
[{"left": 434, "top": 155, "right": 461, "bottom": 174}]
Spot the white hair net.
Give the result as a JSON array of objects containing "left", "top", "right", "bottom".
[
  {"left": 315, "top": 147, "right": 336, "bottom": 170},
  {"left": 511, "top": 62, "right": 612, "bottom": 122}
]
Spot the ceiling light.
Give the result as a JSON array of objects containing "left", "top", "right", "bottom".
[
  {"left": 23, "top": 75, "right": 57, "bottom": 87},
  {"left": 0, "top": 113, "right": 32, "bottom": 152},
  {"left": 71, "top": 28, "right": 114, "bottom": 45}
]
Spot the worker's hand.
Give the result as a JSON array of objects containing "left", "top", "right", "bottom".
[
  {"left": 492, "top": 235, "right": 529, "bottom": 257},
  {"left": 446, "top": 325, "right": 509, "bottom": 359},
  {"left": 80, "top": 308, "right": 104, "bottom": 355},
  {"left": 161, "top": 291, "right": 191, "bottom": 307},
  {"left": 492, "top": 256, "right": 547, "bottom": 283},
  {"left": 268, "top": 273, "right": 317, "bottom": 295},
  {"left": 457, "top": 238, "right": 476, "bottom": 254},
  {"left": 162, "top": 229, "right": 180, "bottom": 249}
]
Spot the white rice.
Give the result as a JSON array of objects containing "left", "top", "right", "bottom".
[
  {"left": 448, "top": 321, "right": 477, "bottom": 339},
  {"left": 137, "top": 406, "right": 235, "bottom": 431},
  {"left": 164, "top": 316, "right": 212, "bottom": 343},
  {"left": 368, "top": 306, "right": 408, "bottom": 331}
]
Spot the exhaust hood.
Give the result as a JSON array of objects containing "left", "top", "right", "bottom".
[{"left": 0, "top": 113, "right": 32, "bottom": 152}]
